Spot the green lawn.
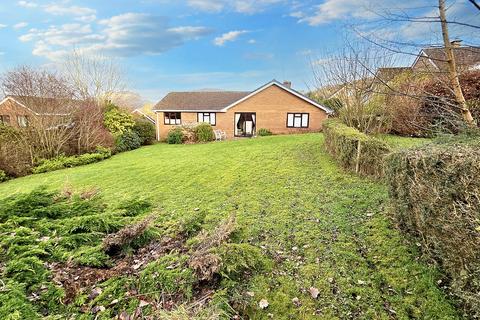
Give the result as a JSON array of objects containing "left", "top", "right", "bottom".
[{"left": 0, "top": 134, "right": 459, "bottom": 319}]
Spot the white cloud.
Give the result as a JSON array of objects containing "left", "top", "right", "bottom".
[
  {"left": 17, "top": 1, "right": 38, "bottom": 8},
  {"left": 20, "top": 13, "right": 212, "bottom": 60},
  {"left": 0, "top": 24, "right": 7, "bottom": 29},
  {"left": 14, "top": 22, "right": 28, "bottom": 29},
  {"left": 214, "top": 30, "right": 248, "bottom": 46},
  {"left": 44, "top": 4, "right": 97, "bottom": 23},
  {"left": 188, "top": 0, "right": 283, "bottom": 14},
  {"left": 248, "top": 39, "right": 256, "bottom": 44},
  {"left": 44, "top": 4, "right": 96, "bottom": 16}
]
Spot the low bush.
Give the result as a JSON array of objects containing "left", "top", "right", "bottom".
[
  {"left": 257, "top": 128, "right": 272, "bottom": 136},
  {"left": 194, "top": 123, "right": 215, "bottom": 142},
  {"left": 0, "top": 170, "right": 7, "bottom": 182},
  {"left": 115, "top": 130, "right": 142, "bottom": 153},
  {"left": 323, "top": 119, "right": 391, "bottom": 178},
  {"left": 32, "top": 147, "right": 112, "bottom": 174},
  {"left": 133, "top": 118, "right": 156, "bottom": 145},
  {"left": 385, "top": 137, "right": 480, "bottom": 318},
  {"left": 167, "top": 127, "right": 184, "bottom": 144}
]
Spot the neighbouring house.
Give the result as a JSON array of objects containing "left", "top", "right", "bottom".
[
  {"left": 0, "top": 95, "right": 75, "bottom": 128},
  {"left": 132, "top": 107, "right": 156, "bottom": 124},
  {"left": 152, "top": 80, "right": 333, "bottom": 140},
  {"left": 412, "top": 43, "right": 480, "bottom": 73}
]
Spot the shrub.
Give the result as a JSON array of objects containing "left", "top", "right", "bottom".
[
  {"left": 139, "top": 254, "right": 195, "bottom": 300},
  {"left": 0, "top": 170, "right": 7, "bottom": 182},
  {"left": 0, "top": 124, "right": 32, "bottom": 177},
  {"left": 167, "top": 127, "right": 184, "bottom": 144},
  {"left": 323, "top": 119, "right": 391, "bottom": 178},
  {"left": 115, "top": 130, "right": 142, "bottom": 153},
  {"left": 103, "top": 103, "right": 135, "bottom": 135},
  {"left": 385, "top": 137, "right": 480, "bottom": 318},
  {"left": 32, "top": 147, "right": 112, "bottom": 174},
  {"left": 133, "top": 118, "right": 156, "bottom": 145},
  {"left": 257, "top": 128, "right": 272, "bottom": 136},
  {"left": 321, "top": 98, "right": 344, "bottom": 114},
  {"left": 194, "top": 123, "right": 215, "bottom": 142}
]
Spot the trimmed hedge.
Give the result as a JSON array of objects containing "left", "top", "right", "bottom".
[
  {"left": 323, "top": 119, "right": 391, "bottom": 178},
  {"left": 32, "top": 147, "right": 112, "bottom": 174},
  {"left": 385, "top": 138, "right": 480, "bottom": 318}
]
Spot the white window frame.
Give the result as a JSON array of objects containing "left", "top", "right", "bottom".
[
  {"left": 17, "top": 115, "right": 28, "bottom": 127},
  {"left": 164, "top": 112, "right": 181, "bottom": 125},
  {"left": 197, "top": 112, "right": 216, "bottom": 126},
  {"left": 287, "top": 113, "right": 309, "bottom": 128}
]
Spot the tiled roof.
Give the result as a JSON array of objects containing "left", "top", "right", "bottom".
[
  {"left": 421, "top": 46, "right": 480, "bottom": 71},
  {"left": 153, "top": 91, "right": 250, "bottom": 111}
]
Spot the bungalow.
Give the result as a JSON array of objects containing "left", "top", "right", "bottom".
[
  {"left": 0, "top": 95, "right": 74, "bottom": 128},
  {"left": 153, "top": 80, "right": 333, "bottom": 140}
]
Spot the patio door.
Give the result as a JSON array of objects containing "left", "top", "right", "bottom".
[{"left": 234, "top": 113, "right": 256, "bottom": 137}]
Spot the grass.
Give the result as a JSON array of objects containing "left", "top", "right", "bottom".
[
  {"left": 375, "top": 134, "right": 431, "bottom": 150},
  {"left": 0, "top": 134, "right": 460, "bottom": 319}
]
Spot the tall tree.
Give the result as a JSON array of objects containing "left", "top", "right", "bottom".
[{"left": 438, "top": 0, "right": 476, "bottom": 126}]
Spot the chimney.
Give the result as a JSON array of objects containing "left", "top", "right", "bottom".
[
  {"left": 451, "top": 39, "right": 462, "bottom": 48},
  {"left": 283, "top": 81, "right": 292, "bottom": 88}
]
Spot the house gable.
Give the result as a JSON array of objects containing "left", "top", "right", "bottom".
[{"left": 222, "top": 80, "right": 333, "bottom": 113}]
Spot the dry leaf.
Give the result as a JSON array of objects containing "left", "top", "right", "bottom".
[
  {"left": 292, "top": 297, "right": 301, "bottom": 307},
  {"left": 259, "top": 299, "right": 269, "bottom": 309},
  {"left": 309, "top": 287, "right": 320, "bottom": 299}
]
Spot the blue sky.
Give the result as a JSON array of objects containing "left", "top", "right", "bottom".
[{"left": 0, "top": 0, "right": 478, "bottom": 102}]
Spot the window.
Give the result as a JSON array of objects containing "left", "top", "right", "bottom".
[
  {"left": 164, "top": 112, "right": 181, "bottom": 125},
  {"left": 17, "top": 115, "right": 28, "bottom": 127},
  {"left": 0, "top": 115, "right": 10, "bottom": 125},
  {"left": 197, "top": 112, "right": 216, "bottom": 126},
  {"left": 287, "top": 113, "right": 309, "bottom": 128}
]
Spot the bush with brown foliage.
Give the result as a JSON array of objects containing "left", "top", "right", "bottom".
[
  {"left": 0, "top": 124, "right": 32, "bottom": 177},
  {"left": 388, "top": 71, "right": 480, "bottom": 137},
  {"left": 385, "top": 136, "right": 480, "bottom": 318}
]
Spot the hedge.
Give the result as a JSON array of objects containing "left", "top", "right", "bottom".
[
  {"left": 323, "top": 119, "right": 391, "bottom": 178},
  {"left": 385, "top": 137, "right": 480, "bottom": 318},
  {"left": 33, "top": 147, "right": 112, "bottom": 174}
]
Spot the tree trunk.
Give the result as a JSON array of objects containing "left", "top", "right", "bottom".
[{"left": 438, "top": 0, "right": 476, "bottom": 126}]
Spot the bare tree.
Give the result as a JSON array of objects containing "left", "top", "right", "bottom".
[
  {"left": 62, "top": 50, "right": 126, "bottom": 103},
  {"left": 311, "top": 40, "right": 396, "bottom": 133},
  {"left": 348, "top": 1, "right": 479, "bottom": 129},
  {"left": 1, "top": 66, "right": 78, "bottom": 160}
]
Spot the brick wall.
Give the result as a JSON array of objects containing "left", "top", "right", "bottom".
[
  {"left": 156, "top": 84, "right": 329, "bottom": 140},
  {"left": 0, "top": 99, "right": 32, "bottom": 128}
]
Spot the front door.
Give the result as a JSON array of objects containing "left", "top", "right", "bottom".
[{"left": 234, "top": 113, "right": 256, "bottom": 137}]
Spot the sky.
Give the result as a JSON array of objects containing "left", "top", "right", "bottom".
[{"left": 0, "top": 0, "right": 478, "bottom": 102}]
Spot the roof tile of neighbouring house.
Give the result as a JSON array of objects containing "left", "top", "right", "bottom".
[
  {"left": 153, "top": 91, "right": 250, "bottom": 111},
  {"left": 4, "top": 95, "right": 83, "bottom": 114},
  {"left": 421, "top": 46, "right": 480, "bottom": 71}
]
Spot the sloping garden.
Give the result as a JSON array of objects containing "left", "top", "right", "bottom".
[{"left": 0, "top": 134, "right": 461, "bottom": 319}]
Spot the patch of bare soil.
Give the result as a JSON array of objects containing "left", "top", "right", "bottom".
[{"left": 50, "top": 235, "right": 186, "bottom": 303}]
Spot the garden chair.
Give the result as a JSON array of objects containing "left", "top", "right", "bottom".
[{"left": 214, "top": 129, "right": 226, "bottom": 141}]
